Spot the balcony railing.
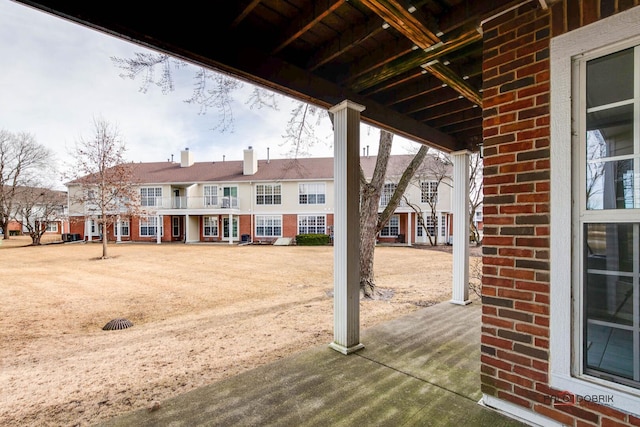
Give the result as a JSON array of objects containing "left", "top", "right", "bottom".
[
  {"left": 379, "top": 197, "right": 409, "bottom": 208},
  {"left": 135, "top": 196, "right": 240, "bottom": 210},
  {"left": 172, "top": 196, "right": 187, "bottom": 209}
]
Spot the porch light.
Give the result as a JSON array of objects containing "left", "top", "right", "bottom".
[{"left": 478, "top": 142, "right": 484, "bottom": 159}]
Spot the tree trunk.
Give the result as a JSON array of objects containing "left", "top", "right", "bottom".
[
  {"left": 1, "top": 219, "right": 9, "bottom": 239},
  {"left": 102, "top": 222, "right": 108, "bottom": 258},
  {"left": 359, "top": 130, "right": 393, "bottom": 298}
]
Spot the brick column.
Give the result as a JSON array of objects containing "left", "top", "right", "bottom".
[{"left": 480, "top": 2, "right": 553, "bottom": 421}]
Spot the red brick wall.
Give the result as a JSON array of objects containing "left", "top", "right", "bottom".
[
  {"left": 481, "top": 2, "right": 640, "bottom": 426},
  {"left": 282, "top": 214, "right": 297, "bottom": 238}
]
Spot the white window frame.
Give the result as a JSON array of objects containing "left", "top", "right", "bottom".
[
  {"left": 380, "top": 183, "right": 397, "bottom": 207},
  {"left": 550, "top": 8, "right": 640, "bottom": 414},
  {"left": 255, "top": 215, "right": 282, "bottom": 237},
  {"left": 298, "top": 215, "right": 326, "bottom": 234},
  {"left": 141, "top": 187, "right": 162, "bottom": 207},
  {"left": 203, "top": 216, "right": 218, "bottom": 237},
  {"left": 119, "top": 219, "right": 130, "bottom": 237},
  {"left": 203, "top": 185, "right": 218, "bottom": 206},
  {"left": 421, "top": 181, "right": 438, "bottom": 204},
  {"left": 379, "top": 214, "right": 399, "bottom": 237},
  {"left": 256, "top": 184, "right": 281, "bottom": 205},
  {"left": 45, "top": 222, "right": 58, "bottom": 233},
  {"left": 139, "top": 216, "right": 162, "bottom": 237},
  {"left": 298, "top": 183, "right": 326, "bottom": 205}
]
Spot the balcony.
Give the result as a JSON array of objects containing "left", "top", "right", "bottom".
[
  {"left": 138, "top": 196, "right": 240, "bottom": 210},
  {"left": 172, "top": 196, "right": 187, "bottom": 209}
]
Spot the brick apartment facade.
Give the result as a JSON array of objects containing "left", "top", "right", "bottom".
[
  {"left": 480, "top": 3, "right": 640, "bottom": 426},
  {"left": 66, "top": 149, "right": 454, "bottom": 246}
]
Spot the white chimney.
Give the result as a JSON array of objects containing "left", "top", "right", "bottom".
[
  {"left": 243, "top": 146, "right": 258, "bottom": 175},
  {"left": 181, "top": 148, "right": 194, "bottom": 167}
]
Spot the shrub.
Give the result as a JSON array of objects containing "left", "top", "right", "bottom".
[{"left": 295, "top": 234, "right": 331, "bottom": 246}]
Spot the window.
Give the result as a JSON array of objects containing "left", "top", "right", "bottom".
[
  {"left": 172, "top": 217, "right": 180, "bottom": 237},
  {"left": 576, "top": 44, "right": 640, "bottom": 390},
  {"left": 119, "top": 220, "right": 130, "bottom": 237},
  {"left": 140, "top": 216, "right": 162, "bottom": 236},
  {"left": 256, "top": 184, "right": 281, "bottom": 205},
  {"left": 298, "top": 215, "right": 326, "bottom": 234},
  {"left": 421, "top": 181, "right": 438, "bottom": 204},
  {"left": 425, "top": 215, "right": 436, "bottom": 236},
  {"left": 380, "top": 215, "right": 399, "bottom": 237},
  {"left": 256, "top": 215, "right": 282, "bottom": 237},
  {"left": 417, "top": 215, "right": 423, "bottom": 237},
  {"left": 550, "top": 9, "right": 640, "bottom": 413},
  {"left": 203, "top": 185, "right": 218, "bottom": 206},
  {"left": 299, "top": 183, "right": 326, "bottom": 204},
  {"left": 141, "top": 187, "right": 162, "bottom": 207},
  {"left": 380, "top": 183, "right": 397, "bottom": 206},
  {"left": 203, "top": 216, "right": 218, "bottom": 237},
  {"left": 45, "top": 222, "right": 58, "bottom": 232}
]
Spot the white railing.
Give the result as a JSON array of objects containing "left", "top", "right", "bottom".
[
  {"left": 137, "top": 196, "right": 240, "bottom": 210},
  {"left": 172, "top": 196, "right": 188, "bottom": 209}
]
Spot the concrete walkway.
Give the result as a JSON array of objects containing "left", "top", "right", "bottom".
[{"left": 96, "top": 300, "right": 527, "bottom": 427}]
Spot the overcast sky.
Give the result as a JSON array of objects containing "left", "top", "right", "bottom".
[{"left": 0, "top": 0, "right": 422, "bottom": 189}]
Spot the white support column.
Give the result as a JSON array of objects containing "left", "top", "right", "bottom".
[
  {"left": 228, "top": 213, "right": 233, "bottom": 245},
  {"left": 116, "top": 215, "right": 122, "bottom": 243},
  {"left": 407, "top": 212, "right": 412, "bottom": 246},
  {"left": 328, "top": 99, "right": 365, "bottom": 355},
  {"left": 86, "top": 218, "right": 92, "bottom": 242},
  {"left": 451, "top": 150, "right": 471, "bottom": 305},
  {"left": 156, "top": 215, "right": 161, "bottom": 244},
  {"left": 185, "top": 214, "right": 189, "bottom": 243}
]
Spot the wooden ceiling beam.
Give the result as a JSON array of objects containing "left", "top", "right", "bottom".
[
  {"left": 307, "top": 16, "right": 385, "bottom": 71},
  {"left": 357, "top": 0, "right": 441, "bottom": 48},
  {"left": 350, "top": 25, "right": 481, "bottom": 92},
  {"left": 271, "top": 0, "right": 346, "bottom": 55},
  {"left": 337, "top": 39, "right": 415, "bottom": 84},
  {"left": 425, "top": 106, "right": 481, "bottom": 128},
  {"left": 421, "top": 61, "right": 481, "bottom": 105},
  {"left": 398, "top": 86, "right": 461, "bottom": 115},
  {"left": 413, "top": 97, "right": 477, "bottom": 122},
  {"left": 229, "top": 0, "right": 262, "bottom": 29}
]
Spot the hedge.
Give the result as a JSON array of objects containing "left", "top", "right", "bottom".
[{"left": 295, "top": 234, "right": 331, "bottom": 246}]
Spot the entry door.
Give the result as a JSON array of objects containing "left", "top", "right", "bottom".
[
  {"left": 172, "top": 217, "right": 182, "bottom": 238},
  {"left": 223, "top": 217, "right": 238, "bottom": 239}
]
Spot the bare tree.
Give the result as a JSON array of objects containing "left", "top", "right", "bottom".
[
  {"left": 12, "top": 186, "right": 65, "bottom": 245},
  {"left": 403, "top": 152, "right": 452, "bottom": 246},
  {"left": 0, "top": 130, "right": 52, "bottom": 240},
  {"left": 112, "top": 53, "right": 430, "bottom": 298},
  {"left": 468, "top": 152, "right": 484, "bottom": 245},
  {"left": 359, "top": 131, "right": 429, "bottom": 298},
  {"left": 65, "top": 118, "right": 140, "bottom": 259}
]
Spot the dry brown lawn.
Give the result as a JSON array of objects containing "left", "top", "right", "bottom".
[{"left": 0, "top": 236, "right": 481, "bottom": 427}]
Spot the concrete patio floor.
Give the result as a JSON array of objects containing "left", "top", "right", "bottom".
[{"left": 96, "top": 299, "right": 527, "bottom": 427}]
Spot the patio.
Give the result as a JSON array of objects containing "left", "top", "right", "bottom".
[{"left": 96, "top": 299, "right": 526, "bottom": 427}]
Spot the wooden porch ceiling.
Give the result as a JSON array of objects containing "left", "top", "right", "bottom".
[{"left": 13, "top": 0, "right": 548, "bottom": 153}]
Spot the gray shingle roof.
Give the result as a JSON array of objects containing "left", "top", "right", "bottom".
[{"left": 68, "top": 154, "right": 449, "bottom": 185}]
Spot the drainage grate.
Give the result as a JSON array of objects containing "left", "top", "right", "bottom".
[{"left": 102, "top": 318, "right": 133, "bottom": 331}]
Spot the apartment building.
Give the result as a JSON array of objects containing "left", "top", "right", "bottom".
[{"left": 66, "top": 147, "right": 453, "bottom": 245}]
